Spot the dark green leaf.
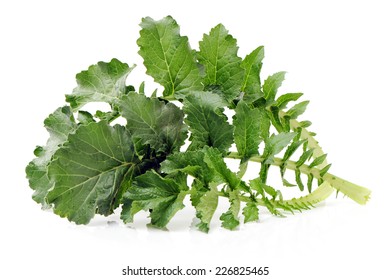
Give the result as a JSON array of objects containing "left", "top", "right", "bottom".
[
  {"left": 137, "top": 16, "right": 202, "bottom": 97},
  {"left": 125, "top": 171, "right": 188, "bottom": 228},
  {"left": 119, "top": 92, "right": 187, "bottom": 154},
  {"left": 160, "top": 150, "right": 216, "bottom": 185},
  {"left": 204, "top": 147, "right": 247, "bottom": 191},
  {"left": 47, "top": 122, "right": 140, "bottom": 224},
  {"left": 184, "top": 91, "right": 233, "bottom": 152}
]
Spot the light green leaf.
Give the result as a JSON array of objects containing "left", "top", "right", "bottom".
[
  {"left": 47, "top": 122, "right": 140, "bottom": 224},
  {"left": 275, "top": 93, "right": 303, "bottom": 109},
  {"left": 119, "top": 92, "right": 187, "bottom": 154},
  {"left": 233, "top": 101, "right": 263, "bottom": 159},
  {"left": 184, "top": 91, "right": 233, "bottom": 152},
  {"left": 25, "top": 106, "right": 77, "bottom": 207},
  {"left": 198, "top": 24, "right": 244, "bottom": 102},
  {"left": 220, "top": 190, "right": 241, "bottom": 230},
  {"left": 65, "top": 59, "right": 134, "bottom": 110},
  {"left": 124, "top": 171, "right": 188, "bottom": 228},
  {"left": 263, "top": 71, "right": 286, "bottom": 104},
  {"left": 263, "top": 132, "right": 296, "bottom": 164},
  {"left": 195, "top": 186, "right": 219, "bottom": 233},
  {"left": 241, "top": 46, "right": 264, "bottom": 95},
  {"left": 243, "top": 202, "right": 259, "bottom": 223},
  {"left": 137, "top": 16, "right": 202, "bottom": 97},
  {"left": 286, "top": 100, "right": 309, "bottom": 119}
]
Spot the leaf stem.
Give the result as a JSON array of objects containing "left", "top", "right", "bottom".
[{"left": 226, "top": 152, "right": 371, "bottom": 205}]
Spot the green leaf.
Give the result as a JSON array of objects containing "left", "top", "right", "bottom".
[
  {"left": 137, "top": 16, "right": 202, "bottom": 97},
  {"left": 198, "top": 24, "right": 244, "bottom": 102},
  {"left": 233, "top": 101, "right": 263, "bottom": 159},
  {"left": 282, "top": 139, "right": 306, "bottom": 162},
  {"left": 286, "top": 100, "right": 309, "bottom": 119},
  {"left": 242, "top": 202, "right": 259, "bottom": 223},
  {"left": 296, "top": 149, "right": 314, "bottom": 167},
  {"left": 119, "top": 92, "right": 187, "bottom": 154},
  {"left": 220, "top": 190, "right": 241, "bottom": 230},
  {"left": 195, "top": 186, "right": 219, "bottom": 232},
  {"left": 309, "top": 154, "right": 327, "bottom": 168},
  {"left": 25, "top": 106, "right": 77, "bottom": 207},
  {"left": 124, "top": 171, "right": 188, "bottom": 228},
  {"left": 184, "top": 91, "right": 233, "bottom": 152},
  {"left": 241, "top": 46, "right": 264, "bottom": 95},
  {"left": 203, "top": 147, "right": 246, "bottom": 191},
  {"left": 65, "top": 59, "right": 135, "bottom": 110},
  {"left": 263, "top": 132, "right": 296, "bottom": 164},
  {"left": 77, "top": 111, "right": 95, "bottom": 124},
  {"left": 161, "top": 150, "right": 215, "bottom": 185},
  {"left": 263, "top": 71, "right": 286, "bottom": 104},
  {"left": 295, "top": 169, "right": 305, "bottom": 191},
  {"left": 275, "top": 93, "right": 303, "bottom": 109},
  {"left": 47, "top": 122, "right": 141, "bottom": 224},
  {"left": 320, "top": 164, "right": 332, "bottom": 177}
]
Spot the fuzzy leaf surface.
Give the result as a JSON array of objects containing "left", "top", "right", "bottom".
[
  {"left": 25, "top": 106, "right": 77, "bottom": 206},
  {"left": 66, "top": 59, "right": 134, "bottom": 109}
]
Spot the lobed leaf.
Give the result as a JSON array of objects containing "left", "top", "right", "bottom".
[
  {"left": 47, "top": 122, "right": 140, "bottom": 224},
  {"left": 198, "top": 24, "right": 244, "bottom": 102},
  {"left": 123, "top": 171, "right": 188, "bottom": 228},
  {"left": 66, "top": 59, "right": 134, "bottom": 110},
  {"left": 119, "top": 92, "right": 187, "bottom": 154},
  {"left": 184, "top": 91, "right": 233, "bottom": 152},
  {"left": 25, "top": 106, "right": 77, "bottom": 207},
  {"left": 137, "top": 16, "right": 202, "bottom": 97}
]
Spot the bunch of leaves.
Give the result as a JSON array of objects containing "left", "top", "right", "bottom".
[{"left": 26, "top": 16, "right": 371, "bottom": 232}]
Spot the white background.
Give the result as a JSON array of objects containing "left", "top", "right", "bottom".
[{"left": 1, "top": 0, "right": 389, "bottom": 279}]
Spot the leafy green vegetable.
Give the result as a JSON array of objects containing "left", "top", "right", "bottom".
[
  {"left": 198, "top": 24, "right": 244, "bottom": 101},
  {"left": 26, "top": 15, "right": 371, "bottom": 231},
  {"left": 138, "top": 16, "right": 202, "bottom": 98}
]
